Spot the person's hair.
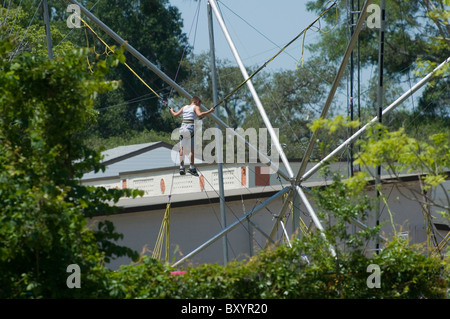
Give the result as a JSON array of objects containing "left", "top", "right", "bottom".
[{"left": 191, "top": 96, "right": 202, "bottom": 106}]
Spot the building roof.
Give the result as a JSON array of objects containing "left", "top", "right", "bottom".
[
  {"left": 82, "top": 141, "right": 181, "bottom": 180},
  {"left": 81, "top": 142, "right": 450, "bottom": 224},
  {"left": 101, "top": 142, "right": 160, "bottom": 164}
]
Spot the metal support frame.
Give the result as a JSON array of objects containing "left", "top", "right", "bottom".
[
  {"left": 67, "top": 0, "right": 291, "bottom": 182},
  {"left": 67, "top": 0, "right": 295, "bottom": 265},
  {"left": 296, "top": 0, "right": 372, "bottom": 183},
  {"left": 265, "top": 0, "right": 372, "bottom": 247},
  {"left": 208, "top": 0, "right": 295, "bottom": 181},
  {"left": 170, "top": 4, "right": 446, "bottom": 265},
  {"left": 207, "top": 2, "right": 228, "bottom": 265},
  {"left": 300, "top": 56, "right": 450, "bottom": 182},
  {"left": 348, "top": 0, "right": 355, "bottom": 178},
  {"left": 68, "top": 0, "right": 450, "bottom": 266},
  {"left": 43, "top": 0, "right": 53, "bottom": 59},
  {"left": 172, "top": 187, "right": 291, "bottom": 267},
  {"left": 208, "top": 0, "right": 336, "bottom": 256}
]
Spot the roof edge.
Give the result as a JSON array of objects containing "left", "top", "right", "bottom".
[{"left": 102, "top": 141, "right": 174, "bottom": 166}]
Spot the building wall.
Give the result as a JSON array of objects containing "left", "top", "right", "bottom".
[
  {"left": 83, "top": 164, "right": 251, "bottom": 198},
  {"left": 90, "top": 194, "right": 290, "bottom": 270},
  {"left": 90, "top": 179, "right": 448, "bottom": 270},
  {"left": 82, "top": 151, "right": 449, "bottom": 269}
]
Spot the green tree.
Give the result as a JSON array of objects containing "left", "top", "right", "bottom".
[
  {"left": 82, "top": 0, "right": 191, "bottom": 135},
  {"left": 4, "top": 0, "right": 192, "bottom": 138},
  {"left": 0, "top": 34, "right": 140, "bottom": 298},
  {"left": 0, "top": 4, "right": 75, "bottom": 58},
  {"left": 353, "top": 125, "right": 450, "bottom": 252},
  {"left": 306, "top": 0, "right": 449, "bottom": 119}
]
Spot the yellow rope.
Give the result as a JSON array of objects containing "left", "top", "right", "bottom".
[
  {"left": 296, "top": 0, "right": 339, "bottom": 69},
  {"left": 84, "top": 26, "right": 94, "bottom": 73},
  {"left": 283, "top": 193, "right": 309, "bottom": 236},
  {"left": 152, "top": 202, "right": 171, "bottom": 262},
  {"left": 432, "top": 229, "right": 450, "bottom": 257},
  {"left": 77, "top": 13, "right": 164, "bottom": 101},
  {"left": 76, "top": 15, "right": 185, "bottom": 263}
]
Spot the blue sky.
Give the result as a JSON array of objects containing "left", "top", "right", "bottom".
[
  {"left": 168, "top": 0, "right": 426, "bottom": 116},
  {"left": 169, "top": 0, "right": 321, "bottom": 72}
]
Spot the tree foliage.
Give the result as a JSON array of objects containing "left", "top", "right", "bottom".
[
  {"left": 81, "top": 0, "right": 191, "bottom": 135},
  {"left": 2, "top": 0, "right": 191, "bottom": 139},
  {"left": 306, "top": 0, "right": 449, "bottom": 119},
  {"left": 98, "top": 169, "right": 448, "bottom": 299},
  {"left": 0, "top": 34, "right": 141, "bottom": 298}
]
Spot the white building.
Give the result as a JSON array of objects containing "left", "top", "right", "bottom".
[{"left": 81, "top": 142, "right": 450, "bottom": 269}]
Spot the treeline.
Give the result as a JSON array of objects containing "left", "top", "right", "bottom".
[{"left": 1, "top": 0, "right": 447, "bottom": 159}]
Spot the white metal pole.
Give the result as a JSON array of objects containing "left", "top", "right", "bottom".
[
  {"left": 209, "top": 0, "right": 295, "bottom": 180},
  {"left": 296, "top": 185, "right": 336, "bottom": 257}
]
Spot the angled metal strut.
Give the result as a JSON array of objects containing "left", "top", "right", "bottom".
[{"left": 67, "top": 0, "right": 291, "bottom": 182}]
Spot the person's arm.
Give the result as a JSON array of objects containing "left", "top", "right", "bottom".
[
  {"left": 194, "top": 105, "right": 215, "bottom": 118},
  {"left": 170, "top": 106, "right": 184, "bottom": 117}
]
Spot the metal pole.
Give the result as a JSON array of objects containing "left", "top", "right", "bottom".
[
  {"left": 375, "top": 0, "right": 386, "bottom": 254},
  {"left": 172, "top": 186, "right": 291, "bottom": 267},
  {"left": 300, "top": 56, "right": 450, "bottom": 182},
  {"left": 356, "top": 0, "right": 361, "bottom": 174},
  {"left": 209, "top": 0, "right": 295, "bottom": 180},
  {"left": 267, "top": 0, "right": 371, "bottom": 243},
  {"left": 292, "top": 187, "right": 300, "bottom": 234},
  {"left": 66, "top": 0, "right": 291, "bottom": 181},
  {"left": 295, "top": 0, "right": 372, "bottom": 183},
  {"left": 349, "top": 0, "right": 355, "bottom": 177},
  {"left": 266, "top": 189, "right": 293, "bottom": 247},
  {"left": 351, "top": 218, "right": 387, "bottom": 243},
  {"left": 296, "top": 185, "right": 336, "bottom": 257},
  {"left": 42, "top": 0, "right": 53, "bottom": 59},
  {"left": 208, "top": 1, "right": 228, "bottom": 265}
]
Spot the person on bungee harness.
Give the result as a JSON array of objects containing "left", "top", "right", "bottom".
[{"left": 169, "top": 96, "right": 215, "bottom": 176}]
